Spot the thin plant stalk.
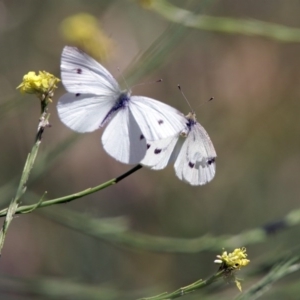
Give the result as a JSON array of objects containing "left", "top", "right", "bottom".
[
  {"left": 0, "top": 71, "right": 59, "bottom": 255},
  {"left": 0, "top": 89, "right": 52, "bottom": 254},
  {"left": 139, "top": 270, "right": 225, "bottom": 300},
  {"left": 0, "top": 165, "right": 143, "bottom": 217}
]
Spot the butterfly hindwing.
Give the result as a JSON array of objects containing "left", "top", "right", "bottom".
[
  {"left": 174, "top": 122, "right": 216, "bottom": 185},
  {"left": 102, "top": 108, "right": 147, "bottom": 164},
  {"left": 141, "top": 135, "right": 179, "bottom": 170},
  {"left": 129, "top": 96, "right": 186, "bottom": 141},
  {"left": 57, "top": 93, "right": 116, "bottom": 132}
]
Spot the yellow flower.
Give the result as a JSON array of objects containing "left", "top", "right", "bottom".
[
  {"left": 60, "top": 13, "right": 114, "bottom": 61},
  {"left": 214, "top": 247, "right": 250, "bottom": 270},
  {"left": 17, "top": 71, "right": 60, "bottom": 100},
  {"left": 214, "top": 247, "right": 250, "bottom": 291},
  {"left": 137, "top": 0, "right": 155, "bottom": 8}
]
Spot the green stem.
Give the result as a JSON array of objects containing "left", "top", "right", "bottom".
[
  {"left": 0, "top": 98, "right": 50, "bottom": 254},
  {"left": 0, "top": 165, "right": 143, "bottom": 217},
  {"left": 149, "top": 0, "right": 300, "bottom": 43},
  {"left": 139, "top": 270, "right": 224, "bottom": 300}
]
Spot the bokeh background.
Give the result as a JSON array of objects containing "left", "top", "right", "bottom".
[{"left": 1, "top": 0, "right": 300, "bottom": 299}]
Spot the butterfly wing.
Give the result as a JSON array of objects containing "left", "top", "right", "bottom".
[
  {"left": 101, "top": 108, "right": 147, "bottom": 164},
  {"left": 129, "top": 96, "right": 187, "bottom": 141},
  {"left": 57, "top": 46, "right": 122, "bottom": 133},
  {"left": 174, "top": 122, "right": 216, "bottom": 186},
  {"left": 61, "top": 46, "right": 120, "bottom": 95},
  {"left": 57, "top": 93, "right": 117, "bottom": 132},
  {"left": 141, "top": 135, "right": 179, "bottom": 170}
]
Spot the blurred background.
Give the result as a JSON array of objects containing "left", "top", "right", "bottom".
[{"left": 1, "top": 0, "right": 300, "bottom": 299}]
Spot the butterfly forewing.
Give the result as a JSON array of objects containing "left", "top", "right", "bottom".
[{"left": 61, "top": 46, "right": 120, "bottom": 95}]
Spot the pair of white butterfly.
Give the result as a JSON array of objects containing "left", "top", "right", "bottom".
[{"left": 57, "top": 46, "right": 216, "bottom": 186}]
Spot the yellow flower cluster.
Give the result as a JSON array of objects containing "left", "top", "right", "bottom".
[
  {"left": 214, "top": 247, "right": 250, "bottom": 270},
  {"left": 214, "top": 247, "right": 250, "bottom": 292},
  {"left": 17, "top": 71, "right": 60, "bottom": 97},
  {"left": 60, "top": 13, "right": 114, "bottom": 61}
]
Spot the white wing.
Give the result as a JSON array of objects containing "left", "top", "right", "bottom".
[
  {"left": 58, "top": 47, "right": 188, "bottom": 165},
  {"left": 101, "top": 108, "right": 147, "bottom": 164},
  {"left": 129, "top": 96, "right": 187, "bottom": 141},
  {"left": 58, "top": 46, "right": 123, "bottom": 133},
  {"left": 174, "top": 122, "right": 216, "bottom": 186},
  {"left": 61, "top": 46, "right": 120, "bottom": 95},
  {"left": 57, "top": 93, "right": 117, "bottom": 132},
  {"left": 141, "top": 135, "right": 179, "bottom": 170}
]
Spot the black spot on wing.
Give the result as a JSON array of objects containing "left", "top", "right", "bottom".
[
  {"left": 76, "top": 68, "right": 82, "bottom": 74},
  {"left": 147, "top": 144, "right": 151, "bottom": 149},
  {"left": 140, "top": 134, "right": 144, "bottom": 140},
  {"left": 188, "top": 162, "right": 195, "bottom": 168},
  {"left": 207, "top": 158, "right": 215, "bottom": 165},
  {"left": 158, "top": 120, "right": 164, "bottom": 125},
  {"left": 75, "top": 93, "right": 81, "bottom": 97},
  {"left": 154, "top": 149, "right": 162, "bottom": 154}
]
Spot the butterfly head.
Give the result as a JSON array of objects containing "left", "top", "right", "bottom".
[
  {"left": 186, "top": 112, "right": 197, "bottom": 122},
  {"left": 121, "top": 89, "right": 132, "bottom": 98},
  {"left": 186, "top": 112, "right": 197, "bottom": 128},
  {"left": 178, "top": 112, "right": 197, "bottom": 137}
]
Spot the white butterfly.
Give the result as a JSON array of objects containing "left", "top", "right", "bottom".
[
  {"left": 141, "top": 112, "right": 216, "bottom": 185},
  {"left": 57, "top": 46, "right": 187, "bottom": 164}
]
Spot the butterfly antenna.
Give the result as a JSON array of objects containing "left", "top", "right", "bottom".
[
  {"left": 195, "top": 96, "right": 214, "bottom": 110},
  {"left": 117, "top": 67, "right": 130, "bottom": 90},
  {"left": 131, "top": 79, "right": 163, "bottom": 90},
  {"left": 177, "top": 85, "right": 194, "bottom": 113}
]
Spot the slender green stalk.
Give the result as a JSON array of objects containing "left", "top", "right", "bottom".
[
  {"left": 37, "top": 205, "right": 300, "bottom": 254},
  {"left": 148, "top": 0, "right": 300, "bottom": 43},
  {"left": 0, "top": 165, "right": 142, "bottom": 217},
  {"left": 0, "top": 109, "right": 50, "bottom": 254},
  {"left": 0, "top": 186, "right": 298, "bottom": 254},
  {"left": 0, "top": 69, "right": 59, "bottom": 255},
  {"left": 0, "top": 276, "right": 125, "bottom": 300},
  {"left": 139, "top": 270, "right": 225, "bottom": 300},
  {"left": 235, "top": 257, "right": 300, "bottom": 300},
  {"left": 0, "top": 134, "right": 80, "bottom": 208}
]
